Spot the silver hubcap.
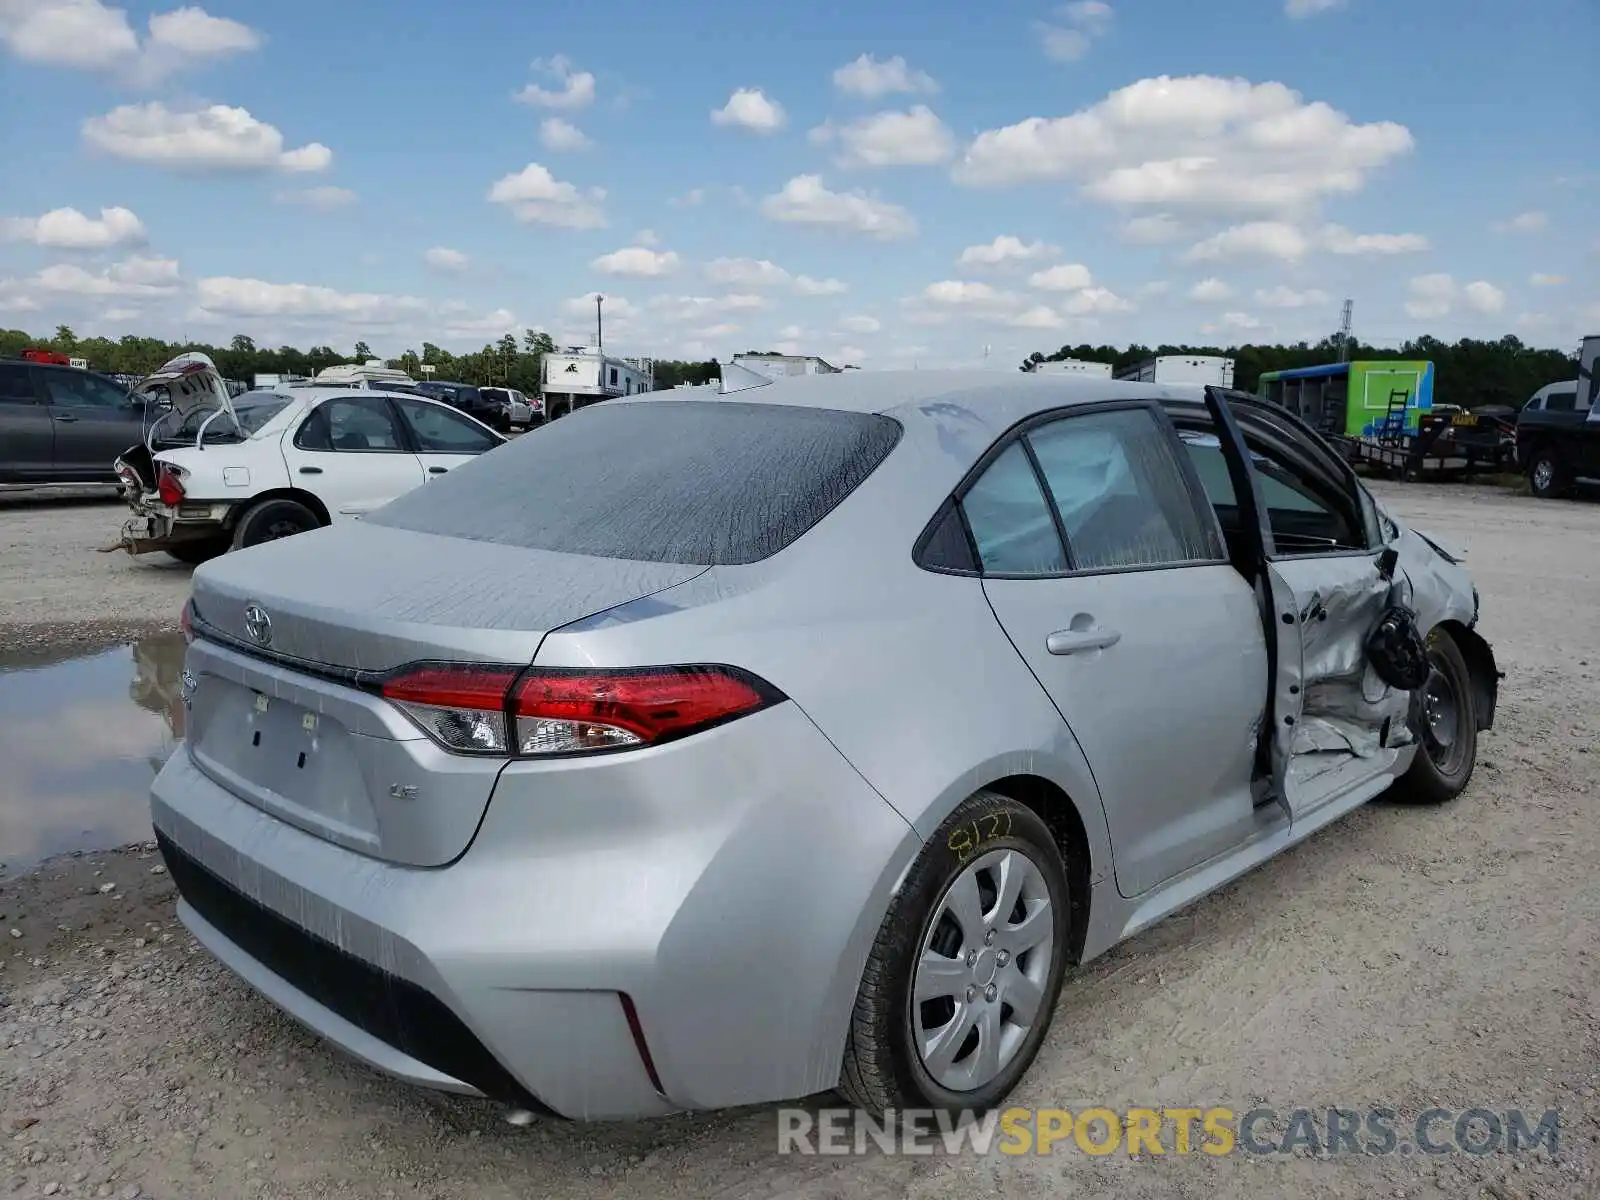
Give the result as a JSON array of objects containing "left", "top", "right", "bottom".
[
  {"left": 1533, "top": 460, "right": 1553, "bottom": 490},
  {"left": 912, "top": 848, "right": 1054, "bottom": 1092}
]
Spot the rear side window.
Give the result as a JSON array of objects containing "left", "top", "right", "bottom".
[
  {"left": 1544, "top": 385, "right": 1578, "bottom": 413},
  {"left": 368, "top": 400, "right": 902, "bottom": 565}
]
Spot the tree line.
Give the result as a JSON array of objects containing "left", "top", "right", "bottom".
[
  {"left": 1023, "top": 333, "right": 1577, "bottom": 410},
  {"left": 0, "top": 325, "right": 722, "bottom": 394}
]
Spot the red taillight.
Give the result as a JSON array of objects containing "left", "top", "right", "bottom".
[
  {"left": 377, "top": 663, "right": 781, "bottom": 757},
  {"left": 156, "top": 463, "right": 185, "bottom": 507},
  {"left": 180, "top": 601, "right": 194, "bottom": 643}
]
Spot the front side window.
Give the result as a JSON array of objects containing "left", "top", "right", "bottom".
[
  {"left": 396, "top": 398, "right": 500, "bottom": 453},
  {"left": 1545, "top": 386, "right": 1578, "bottom": 413},
  {"left": 43, "top": 370, "right": 129, "bottom": 410},
  {"left": 1026, "top": 408, "right": 1223, "bottom": 571},
  {"left": 0, "top": 364, "right": 36, "bottom": 404},
  {"left": 296, "top": 396, "right": 406, "bottom": 452}
]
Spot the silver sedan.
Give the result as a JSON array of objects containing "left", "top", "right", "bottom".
[{"left": 151, "top": 371, "right": 1497, "bottom": 1120}]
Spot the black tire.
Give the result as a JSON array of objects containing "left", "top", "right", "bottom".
[
  {"left": 1527, "top": 447, "right": 1569, "bottom": 499},
  {"left": 230, "top": 498, "right": 321, "bottom": 551},
  {"left": 1391, "top": 628, "right": 1478, "bottom": 805},
  {"left": 165, "top": 537, "right": 228, "bottom": 565},
  {"left": 839, "top": 790, "right": 1074, "bottom": 1118}
]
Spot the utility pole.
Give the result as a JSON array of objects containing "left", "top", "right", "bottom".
[
  {"left": 1338, "top": 299, "right": 1354, "bottom": 363},
  {"left": 596, "top": 294, "right": 604, "bottom": 354}
]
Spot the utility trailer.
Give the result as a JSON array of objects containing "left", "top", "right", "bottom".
[{"left": 1257, "top": 359, "right": 1515, "bottom": 481}]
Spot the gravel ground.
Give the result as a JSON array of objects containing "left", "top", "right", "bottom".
[{"left": 3, "top": 480, "right": 1600, "bottom": 1200}]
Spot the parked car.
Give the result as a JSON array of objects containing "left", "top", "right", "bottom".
[
  {"left": 414, "top": 380, "right": 509, "bottom": 433},
  {"left": 0, "top": 357, "right": 160, "bottom": 485},
  {"left": 478, "top": 385, "right": 540, "bottom": 429},
  {"left": 109, "top": 354, "right": 505, "bottom": 563},
  {"left": 153, "top": 372, "right": 1497, "bottom": 1121},
  {"left": 1515, "top": 377, "right": 1599, "bottom": 498}
]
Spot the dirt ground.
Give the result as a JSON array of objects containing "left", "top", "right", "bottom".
[{"left": 3, "top": 481, "right": 1599, "bottom": 1200}]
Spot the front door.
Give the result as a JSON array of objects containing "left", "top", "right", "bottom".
[
  {"left": 971, "top": 403, "right": 1278, "bottom": 898},
  {"left": 0, "top": 363, "right": 54, "bottom": 480},
  {"left": 36, "top": 367, "right": 146, "bottom": 479},
  {"left": 1198, "top": 389, "right": 1407, "bottom": 822},
  {"left": 391, "top": 396, "right": 503, "bottom": 479},
  {"left": 281, "top": 395, "right": 427, "bottom": 519}
]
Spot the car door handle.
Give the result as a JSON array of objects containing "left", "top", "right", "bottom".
[
  {"left": 1046, "top": 627, "right": 1122, "bottom": 656},
  {"left": 53, "top": 413, "right": 78, "bottom": 423},
  {"left": 298, "top": 466, "right": 322, "bottom": 475},
  {"left": 428, "top": 466, "right": 448, "bottom": 474}
]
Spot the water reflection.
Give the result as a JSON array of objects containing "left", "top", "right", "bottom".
[{"left": 0, "top": 632, "right": 187, "bottom": 874}]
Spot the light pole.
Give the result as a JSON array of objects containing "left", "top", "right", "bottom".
[{"left": 596, "top": 294, "right": 604, "bottom": 354}]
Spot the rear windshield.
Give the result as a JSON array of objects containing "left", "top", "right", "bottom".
[{"left": 368, "top": 399, "right": 903, "bottom": 565}]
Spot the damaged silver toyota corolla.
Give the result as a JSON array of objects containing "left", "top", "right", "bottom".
[{"left": 151, "top": 375, "right": 1498, "bottom": 1122}]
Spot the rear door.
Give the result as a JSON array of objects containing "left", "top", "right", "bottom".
[
  {"left": 972, "top": 402, "right": 1278, "bottom": 898},
  {"left": 392, "top": 395, "right": 503, "bottom": 477},
  {"left": 281, "top": 395, "right": 426, "bottom": 518},
  {"left": 37, "top": 367, "right": 145, "bottom": 479},
  {"left": 0, "top": 363, "right": 53, "bottom": 480},
  {"left": 1198, "top": 388, "right": 1406, "bottom": 823}
]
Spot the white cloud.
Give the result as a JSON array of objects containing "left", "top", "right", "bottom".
[
  {"left": 777, "top": 324, "right": 804, "bottom": 340},
  {"left": 1255, "top": 285, "right": 1330, "bottom": 309},
  {"left": 561, "top": 292, "right": 639, "bottom": 322},
  {"left": 1062, "top": 286, "right": 1133, "bottom": 315},
  {"left": 1, "top": 205, "right": 146, "bottom": 250},
  {"left": 1464, "top": 280, "right": 1507, "bottom": 315},
  {"left": 1121, "top": 214, "right": 1185, "bottom": 243},
  {"left": 273, "top": 186, "right": 356, "bottom": 210},
  {"left": 840, "top": 314, "right": 881, "bottom": 333},
  {"left": 1491, "top": 211, "right": 1548, "bottom": 235},
  {"left": 958, "top": 235, "right": 1060, "bottom": 270},
  {"left": 759, "top": 174, "right": 916, "bottom": 239},
  {"left": 196, "top": 276, "right": 430, "bottom": 325},
  {"left": 487, "top": 163, "right": 606, "bottom": 229},
  {"left": 705, "top": 257, "right": 791, "bottom": 287},
  {"left": 711, "top": 88, "right": 786, "bottom": 134},
  {"left": 634, "top": 229, "right": 660, "bottom": 247},
  {"left": 1200, "top": 311, "right": 1264, "bottom": 333},
  {"left": 905, "top": 278, "right": 1121, "bottom": 330},
  {"left": 1035, "top": 0, "right": 1114, "bottom": 63},
  {"left": 832, "top": 53, "right": 938, "bottom": 99},
  {"left": 32, "top": 256, "right": 182, "bottom": 297},
  {"left": 539, "top": 117, "right": 592, "bottom": 152},
  {"left": 793, "top": 275, "right": 848, "bottom": 296},
  {"left": 1189, "top": 278, "right": 1235, "bottom": 302},
  {"left": 953, "top": 76, "right": 1413, "bottom": 218},
  {"left": 1320, "top": 224, "right": 1429, "bottom": 255},
  {"left": 515, "top": 55, "right": 595, "bottom": 110},
  {"left": 1530, "top": 273, "right": 1566, "bottom": 287},
  {"left": 813, "top": 106, "right": 956, "bottom": 168},
  {"left": 0, "top": 0, "right": 261, "bottom": 82},
  {"left": 670, "top": 188, "right": 707, "bottom": 208},
  {"left": 1285, "top": 0, "right": 1341, "bottom": 16},
  {"left": 1404, "top": 275, "right": 1506, "bottom": 321},
  {"left": 81, "top": 103, "right": 331, "bottom": 173},
  {"left": 647, "top": 294, "right": 772, "bottom": 324},
  {"left": 423, "top": 247, "right": 470, "bottom": 272},
  {"left": 592, "top": 245, "right": 681, "bottom": 277},
  {"left": 1182, "top": 221, "right": 1312, "bottom": 263},
  {"left": 1138, "top": 280, "right": 1172, "bottom": 297},
  {"left": 1028, "top": 263, "right": 1094, "bottom": 292}
]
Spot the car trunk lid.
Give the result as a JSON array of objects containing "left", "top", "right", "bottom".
[{"left": 183, "top": 521, "right": 707, "bottom": 865}]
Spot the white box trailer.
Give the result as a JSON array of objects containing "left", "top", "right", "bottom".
[
  {"left": 1115, "top": 355, "right": 1236, "bottom": 387},
  {"left": 1030, "top": 359, "right": 1114, "bottom": 377}
]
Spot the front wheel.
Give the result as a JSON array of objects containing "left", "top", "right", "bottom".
[
  {"left": 1528, "top": 448, "right": 1569, "bottom": 499},
  {"left": 839, "top": 790, "right": 1073, "bottom": 1117},
  {"left": 1391, "top": 629, "right": 1478, "bottom": 804},
  {"left": 230, "top": 498, "right": 320, "bottom": 551}
]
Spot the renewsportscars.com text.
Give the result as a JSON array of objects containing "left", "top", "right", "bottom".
[{"left": 778, "top": 1106, "right": 1562, "bottom": 1158}]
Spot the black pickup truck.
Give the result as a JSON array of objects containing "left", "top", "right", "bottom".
[{"left": 1516, "top": 373, "right": 1600, "bottom": 499}]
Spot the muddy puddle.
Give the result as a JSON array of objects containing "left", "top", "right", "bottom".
[{"left": 0, "top": 633, "right": 186, "bottom": 875}]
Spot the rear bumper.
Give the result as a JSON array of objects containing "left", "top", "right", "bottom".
[{"left": 151, "top": 701, "right": 920, "bottom": 1120}]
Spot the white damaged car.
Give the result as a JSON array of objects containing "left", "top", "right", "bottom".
[{"left": 109, "top": 353, "right": 506, "bottom": 564}]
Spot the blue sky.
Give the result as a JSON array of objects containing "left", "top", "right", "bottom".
[{"left": 0, "top": 0, "right": 1592, "bottom": 368}]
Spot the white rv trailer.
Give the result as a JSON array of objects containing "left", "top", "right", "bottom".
[
  {"left": 1114, "top": 355, "right": 1236, "bottom": 387},
  {"left": 1028, "top": 359, "right": 1114, "bottom": 378},
  {"left": 541, "top": 347, "right": 655, "bottom": 419}
]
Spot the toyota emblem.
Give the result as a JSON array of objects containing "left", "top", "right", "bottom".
[{"left": 243, "top": 603, "right": 272, "bottom": 646}]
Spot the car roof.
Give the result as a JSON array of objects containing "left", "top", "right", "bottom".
[{"left": 612, "top": 369, "right": 1216, "bottom": 439}]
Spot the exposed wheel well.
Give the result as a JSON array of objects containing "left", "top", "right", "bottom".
[
  {"left": 979, "top": 774, "right": 1093, "bottom": 966},
  {"left": 228, "top": 488, "right": 332, "bottom": 530},
  {"left": 1436, "top": 619, "right": 1500, "bottom": 732}
]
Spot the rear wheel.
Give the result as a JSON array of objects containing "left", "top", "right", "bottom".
[
  {"left": 839, "top": 790, "right": 1073, "bottom": 1117},
  {"left": 1391, "top": 629, "right": 1478, "bottom": 805},
  {"left": 230, "top": 498, "right": 320, "bottom": 551},
  {"left": 1528, "top": 448, "right": 1569, "bottom": 499}
]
